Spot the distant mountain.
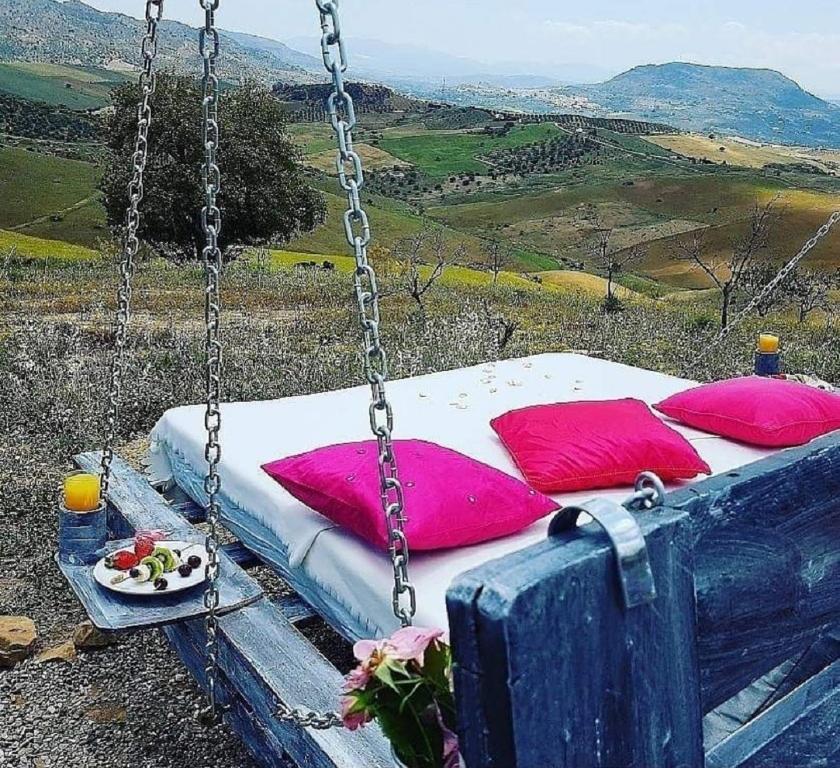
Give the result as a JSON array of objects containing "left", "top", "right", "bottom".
[
  {"left": 566, "top": 63, "right": 840, "bottom": 147},
  {"left": 0, "top": 0, "right": 319, "bottom": 86}
]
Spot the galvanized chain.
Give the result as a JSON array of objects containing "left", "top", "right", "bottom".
[
  {"left": 198, "top": 0, "right": 225, "bottom": 724},
  {"left": 275, "top": 704, "right": 344, "bottom": 730},
  {"left": 683, "top": 209, "right": 840, "bottom": 376},
  {"left": 100, "top": 0, "right": 164, "bottom": 498},
  {"left": 317, "top": 0, "right": 417, "bottom": 628}
]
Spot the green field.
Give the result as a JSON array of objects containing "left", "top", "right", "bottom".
[
  {"left": 378, "top": 123, "right": 561, "bottom": 178},
  {"left": 0, "top": 229, "right": 99, "bottom": 262},
  {"left": 0, "top": 62, "right": 130, "bottom": 110},
  {"left": 0, "top": 147, "right": 105, "bottom": 246}
]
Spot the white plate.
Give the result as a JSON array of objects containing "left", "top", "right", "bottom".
[{"left": 93, "top": 540, "right": 207, "bottom": 597}]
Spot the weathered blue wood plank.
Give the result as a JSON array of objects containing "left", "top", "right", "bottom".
[
  {"left": 162, "top": 619, "right": 290, "bottom": 768},
  {"left": 448, "top": 506, "right": 704, "bottom": 768},
  {"left": 272, "top": 593, "right": 317, "bottom": 625},
  {"left": 164, "top": 598, "right": 391, "bottom": 768},
  {"left": 67, "top": 454, "right": 262, "bottom": 631},
  {"left": 221, "top": 541, "right": 262, "bottom": 570},
  {"left": 757, "top": 628, "right": 839, "bottom": 713},
  {"left": 56, "top": 536, "right": 262, "bottom": 632},
  {"left": 75, "top": 452, "right": 190, "bottom": 534},
  {"left": 705, "top": 659, "right": 840, "bottom": 768},
  {"left": 675, "top": 434, "right": 840, "bottom": 711}
]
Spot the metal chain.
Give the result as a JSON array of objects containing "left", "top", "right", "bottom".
[
  {"left": 683, "top": 210, "right": 840, "bottom": 376},
  {"left": 317, "top": 0, "right": 417, "bottom": 629},
  {"left": 100, "top": 0, "right": 164, "bottom": 497},
  {"left": 275, "top": 704, "right": 344, "bottom": 730},
  {"left": 198, "top": 0, "right": 225, "bottom": 724}
]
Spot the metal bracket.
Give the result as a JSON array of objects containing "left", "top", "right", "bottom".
[{"left": 548, "top": 473, "right": 664, "bottom": 609}]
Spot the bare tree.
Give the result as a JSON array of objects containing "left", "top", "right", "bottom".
[
  {"left": 677, "top": 198, "right": 781, "bottom": 328},
  {"left": 579, "top": 204, "right": 645, "bottom": 307},
  {"left": 740, "top": 261, "right": 786, "bottom": 317},
  {"left": 588, "top": 227, "right": 646, "bottom": 306},
  {"left": 393, "top": 227, "right": 464, "bottom": 311},
  {"left": 481, "top": 299, "right": 519, "bottom": 352},
  {"left": 784, "top": 268, "right": 839, "bottom": 323},
  {"left": 482, "top": 240, "right": 513, "bottom": 285}
]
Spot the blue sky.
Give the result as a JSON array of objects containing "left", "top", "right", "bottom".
[{"left": 80, "top": 1, "right": 840, "bottom": 94}]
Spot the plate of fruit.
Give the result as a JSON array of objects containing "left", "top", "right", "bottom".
[{"left": 93, "top": 534, "right": 208, "bottom": 596}]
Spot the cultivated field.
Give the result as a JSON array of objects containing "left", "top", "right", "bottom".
[{"left": 0, "top": 61, "right": 129, "bottom": 110}]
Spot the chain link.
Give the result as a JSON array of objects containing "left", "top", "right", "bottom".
[
  {"left": 317, "top": 0, "right": 417, "bottom": 628},
  {"left": 198, "top": 0, "right": 225, "bottom": 724},
  {"left": 683, "top": 210, "right": 840, "bottom": 376},
  {"left": 100, "top": 0, "right": 164, "bottom": 497},
  {"left": 275, "top": 703, "right": 344, "bottom": 730}
]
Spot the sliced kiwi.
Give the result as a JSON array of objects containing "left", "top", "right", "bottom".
[
  {"left": 152, "top": 546, "right": 178, "bottom": 573},
  {"left": 141, "top": 555, "right": 164, "bottom": 582}
]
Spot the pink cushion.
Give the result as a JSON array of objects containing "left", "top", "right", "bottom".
[
  {"left": 262, "top": 439, "right": 558, "bottom": 551},
  {"left": 655, "top": 376, "right": 840, "bottom": 448},
  {"left": 490, "top": 398, "right": 711, "bottom": 493}
]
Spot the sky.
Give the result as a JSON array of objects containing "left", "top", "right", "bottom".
[{"left": 79, "top": 1, "right": 840, "bottom": 95}]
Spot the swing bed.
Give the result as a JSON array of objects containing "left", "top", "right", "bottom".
[{"left": 59, "top": 2, "right": 840, "bottom": 767}]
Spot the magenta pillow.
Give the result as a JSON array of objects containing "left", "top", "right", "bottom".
[
  {"left": 490, "top": 398, "right": 711, "bottom": 493},
  {"left": 655, "top": 376, "right": 840, "bottom": 448},
  {"left": 262, "top": 439, "right": 558, "bottom": 551}
]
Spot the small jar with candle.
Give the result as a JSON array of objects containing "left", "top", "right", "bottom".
[
  {"left": 59, "top": 473, "right": 107, "bottom": 565},
  {"left": 755, "top": 334, "right": 781, "bottom": 377}
]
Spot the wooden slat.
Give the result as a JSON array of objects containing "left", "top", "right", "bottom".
[
  {"left": 705, "top": 660, "right": 840, "bottom": 768},
  {"left": 162, "top": 620, "right": 290, "bottom": 768},
  {"left": 272, "top": 593, "right": 317, "bottom": 625},
  {"left": 69, "top": 453, "right": 262, "bottom": 632},
  {"left": 221, "top": 541, "right": 262, "bottom": 570},
  {"left": 217, "top": 599, "right": 392, "bottom": 768},
  {"left": 75, "top": 452, "right": 189, "bottom": 534},
  {"left": 669, "top": 434, "right": 840, "bottom": 711},
  {"left": 758, "top": 628, "right": 839, "bottom": 712},
  {"left": 448, "top": 506, "right": 704, "bottom": 768},
  {"left": 56, "top": 539, "right": 262, "bottom": 632}
]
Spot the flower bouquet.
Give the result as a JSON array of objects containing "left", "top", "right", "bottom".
[{"left": 341, "top": 627, "right": 460, "bottom": 768}]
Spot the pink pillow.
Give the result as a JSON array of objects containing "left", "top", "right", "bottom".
[
  {"left": 262, "top": 440, "right": 558, "bottom": 551},
  {"left": 655, "top": 376, "right": 840, "bottom": 448},
  {"left": 490, "top": 398, "right": 711, "bottom": 493}
]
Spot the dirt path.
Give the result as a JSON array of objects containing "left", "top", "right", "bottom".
[{"left": 11, "top": 194, "right": 99, "bottom": 232}]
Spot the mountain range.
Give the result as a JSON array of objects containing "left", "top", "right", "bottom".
[
  {"left": 0, "top": 0, "right": 319, "bottom": 84},
  {"left": 3, "top": 1, "right": 840, "bottom": 148}
]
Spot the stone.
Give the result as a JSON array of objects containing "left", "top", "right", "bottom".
[
  {"left": 36, "top": 640, "right": 76, "bottom": 664},
  {"left": 0, "top": 616, "right": 38, "bottom": 668},
  {"left": 73, "top": 621, "right": 118, "bottom": 650}
]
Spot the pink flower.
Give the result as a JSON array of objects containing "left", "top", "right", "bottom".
[
  {"left": 353, "top": 638, "right": 386, "bottom": 663},
  {"left": 343, "top": 664, "right": 372, "bottom": 693},
  {"left": 340, "top": 694, "right": 371, "bottom": 731},
  {"left": 387, "top": 626, "right": 445, "bottom": 667}
]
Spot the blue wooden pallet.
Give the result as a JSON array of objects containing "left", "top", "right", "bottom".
[
  {"left": 67, "top": 432, "right": 840, "bottom": 768},
  {"left": 447, "top": 431, "right": 840, "bottom": 768},
  {"left": 72, "top": 452, "right": 393, "bottom": 768}
]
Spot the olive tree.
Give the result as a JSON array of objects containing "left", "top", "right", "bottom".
[{"left": 101, "top": 75, "right": 325, "bottom": 260}]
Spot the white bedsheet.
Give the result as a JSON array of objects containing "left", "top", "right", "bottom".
[{"left": 149, "top": 354, "right": 774, "bottom": 638}]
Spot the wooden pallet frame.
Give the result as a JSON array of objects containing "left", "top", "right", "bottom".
[{"left": 71, "top": 431, "right": 840, "bottom": 768}]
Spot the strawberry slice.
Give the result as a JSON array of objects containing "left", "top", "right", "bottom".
[
  {"left": 105, "top": 550, "right": 140, "bottom": 571},
  {"left": 134, "top": 535, "right": 155, "bottom": 560}
]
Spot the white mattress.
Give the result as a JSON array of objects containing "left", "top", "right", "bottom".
[{"left": 149, "top": 354, "right": 774, "bottom": 639}]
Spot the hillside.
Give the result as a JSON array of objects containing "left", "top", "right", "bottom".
[
  {"left": 569, "top": 63, "right": 840, "bottom": 148},
  {"left": 0, "top": 0, "right": 318, "bottom": 87}
]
